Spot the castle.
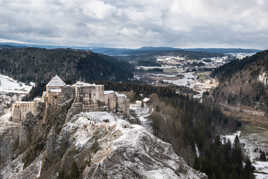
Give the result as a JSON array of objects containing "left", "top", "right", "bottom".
[{"left": 11, "top": 75, "right": 129, "bottom": 122}]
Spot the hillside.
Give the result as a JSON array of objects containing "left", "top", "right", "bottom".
[
  {"left": 0, "top": 48, "right": 134, "bottom": 83},
  {"left": 211, "top": 50, "right": 268, "bottom": 111}
]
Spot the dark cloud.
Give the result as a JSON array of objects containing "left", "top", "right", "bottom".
[{"left": 0, "top": 0, "right": 267, "bottom": 49}]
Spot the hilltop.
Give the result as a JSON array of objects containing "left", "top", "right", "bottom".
[
  {"left": 211, "top": 50, "right": 268, "bottom": 111},
  {"left": 0, "top": 47, "right": 134, "bottom": 83}
]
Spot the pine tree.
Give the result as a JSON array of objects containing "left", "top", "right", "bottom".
[
  {"left": 193, "top": 157, "right": 200, "bottom": 170},
  {"left": 244, "top": 158, "right": 255, "bottom": 179},
  {"left": 260, "top": 150, "right": 266, "bottom": 161}
]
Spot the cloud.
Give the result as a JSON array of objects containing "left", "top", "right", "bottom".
[{"left": 0, "top": 0, "right": 267, "bottom": 49}]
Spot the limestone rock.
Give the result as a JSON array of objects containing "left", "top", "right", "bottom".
[{"left": 0, "top": 109, "right": 207, "bottom": 179}]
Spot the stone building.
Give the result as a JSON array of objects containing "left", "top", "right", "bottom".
[
  {"left": 104, "top": 91, "right": 117, "bottom": 112},
  {"left": 11, "top": 98, "right": 43, "bottom": 122},
  {"left": 45, "top": 75, "right": 74, "bottom": 105},
  {"left": 115, "top": 92, "right": 129, "bottom": 114},
  {"left": 72, "top": 81, "right": 105, "bottom": 112},
  {"left": 11, "top": 75, "right": 129, "bottom": 122}
]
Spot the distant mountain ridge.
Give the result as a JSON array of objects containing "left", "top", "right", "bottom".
[
  {"left": 0, "top": 42, "right": 260, "bottom": 56},
  {"left": 90, "top": 47, "right": 260, "bottom": 56},
  {"left": 184, "top": 48, "right": 260, "bottom": 54}
]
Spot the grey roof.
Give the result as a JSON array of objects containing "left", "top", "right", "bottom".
[{"left": 47, "top": 75, "right": 66, "bottom": 87}]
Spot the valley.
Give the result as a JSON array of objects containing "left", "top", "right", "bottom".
[
  {"left": 130, "top": 49, "right": 268, "bottom": 178},
  {"left": 0, "top": 0, "right": 267, "bottom": 178},
  {"left": 0, "top": 46, "right": 264, "bottom": 179},
  {"left": 133, "top": 52, "right": 255, "bottom": 99}
]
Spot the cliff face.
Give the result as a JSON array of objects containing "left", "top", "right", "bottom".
[{"left": 0, "top": 102, "right": 206, "bottom": 178}]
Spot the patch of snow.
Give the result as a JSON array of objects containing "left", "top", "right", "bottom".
[
  {"left": 254, "top": 161, "right": 268, "bottom": 173},
  {"left": 221, "top": 131, "right": 241, "bottom": 144},
  {"left": 222, "top": 131, "right": 268, "bottom": 178},
  {"left": 65, "top": 112, "right": 118, "bottom": 149},
  {"left": 152, "top": 74, "right": 177, "bottom": 78},
  {"left": 228, "top": 53, "right": 256, "bottom": 60},
  {"left": 115, "top": 92, "right": 127, "bottom": 98},
  {"left": 104, "top": 90, "right": 114, "bottom": 95},
  {"left": 0, "top": 74, "right": 32, "bottom": 94},
  {"left": 255, "top": 173, "right": 268, "bottom": 179},
  {"left": 195, "top": 144, "right": 200, "bottom": 158},
  {"left": 164, "top": 72, "right": 196, "bottom": 88},
  {"left": 143, "top": 97, "right": 150, "bottom": 103},
  {"left": 37, "top": 160, "right": 42, "bottom": 178},
  {"left": 0, "top": 112, "right": 11, "bottom": 122},
  {"left": 142, "top": 168, "right": 179, "bottom": 179},
  {"left": 49, "top": 88, "right": 62, "bottom": 93},
  {"left": 130, "top": 103, "right": 153, "bottom": 133}
]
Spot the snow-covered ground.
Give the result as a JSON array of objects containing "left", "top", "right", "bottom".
[
  {"left": 0, "top": 74, "right": 32, "bottom": 94},
  {"left": 221, "top": 131, "right": 241, "bottom": 144},
  {"left": 136, "top": 53, "right": 257, "bottom": 99},
  {"left": 228, "top": 53, "right": 256, "bottom": 60},
  {"left": 0, "top": 74, "right": 33, "bottom": 117},
  {"left": 61, "top": 111, "right": 207, "bottom": 179},
  {"left": 222, "top": 131, "right": 268, "bottom": 179},
  {"left": 129, "top": 101, "right": 153, "bottom": 133},
  {"left": 164, "top": 72, "right": 196, "bottom": 89}
]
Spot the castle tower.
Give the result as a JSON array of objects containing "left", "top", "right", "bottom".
[{"left": 46, "top": 75, "right": 66, "bottom": 104}]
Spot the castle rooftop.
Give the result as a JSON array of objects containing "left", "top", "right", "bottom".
[
  {"left": 115, "top": 92, "right": 127, "bottom": 98},
  {"left": 72, "top": 81, "right": 102, "bottom": 87},
  {"left": 104, "top": 90, "right": 114, "bottom": 95},
  {"left": 47, "top": 75, "right": 66, "bottom": 87}
]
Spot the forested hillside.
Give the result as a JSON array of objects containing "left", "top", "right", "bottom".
[
  {"left": 0, "top": 47, "right": 134, "bottom": 83},
  {"left": 103, "top": 82, "right": 254, "bottom": 179},
  {"left": 211, "top": 50, "right": 268, "bottom": 111}
]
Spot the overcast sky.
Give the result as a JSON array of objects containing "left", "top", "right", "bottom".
[{"left": 0, "top": 0, "right": 267, "bottom": 49}]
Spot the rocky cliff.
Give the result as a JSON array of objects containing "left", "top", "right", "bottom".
[{"left": 0, "top": 101, "right": 206, "bottom": 179}]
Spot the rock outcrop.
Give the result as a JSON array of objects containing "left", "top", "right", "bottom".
[
  {"left": 0, "top": 83, "right": 207, "bottom": 179},
  {"left": 0, "top": 110, "right": 207, "bottom": 179}
]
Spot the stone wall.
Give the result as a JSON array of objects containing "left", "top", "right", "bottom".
[
  {"left": 11, "top": 80, "right": 130, "bottom": 123},
  {"left": 46, "top": 86, "right": 74, "bottom": 105},
  {"left": 73, "top": 84, "right": 105, "bottom": 112},
  {"left": 104, "top": 92, "right": 117, "bottom": 112},
  {"left": 11, "top": 100, "right": 41, "bottom": 122},
  {"left": 116, "top": 93, "right": 129, "bottom": 115}
]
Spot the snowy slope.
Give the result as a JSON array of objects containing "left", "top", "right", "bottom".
[
  {"left": 63, "top": 112, "right": 207, "bottom": 179},
  {"left": 0, "top": 74, "right": 32, "bottom": 94}
]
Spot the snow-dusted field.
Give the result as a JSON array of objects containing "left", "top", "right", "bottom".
[
  {"left": 222, "top": 131, "right": 268, "bottom": 179},
  {"left": 0, "top": 74, "right": 32, "bottom": 94},
  {"left": 164, "top": 72, "right": 196, "bottom": 88},
  {"left": 136, "top": 53, "right": 256, "bottom": 99},
  {"left": 228, "top": 53, "right": 256, "bottom": 60}
]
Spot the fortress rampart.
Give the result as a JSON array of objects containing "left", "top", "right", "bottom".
[
  {"left": 11, "top": 75, "right": 129, "bottom": 122},
  {"left": 11, "top": 100, "right": 40, "bottom": 122}
]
